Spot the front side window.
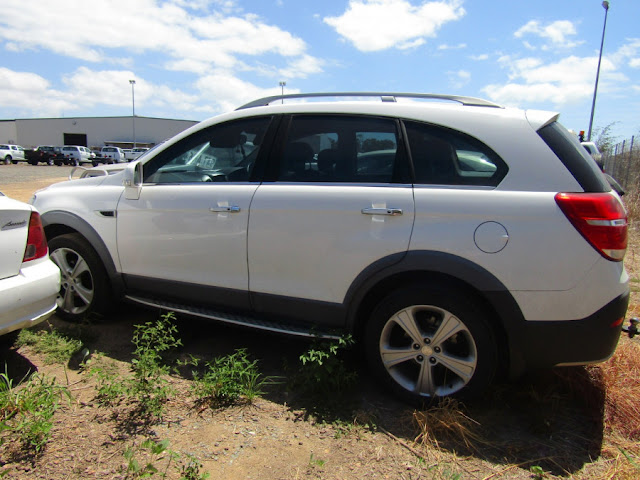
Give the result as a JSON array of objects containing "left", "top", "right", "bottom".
[
  {"left": 143, "top": 116, "right": 272, "bottom": 184},
  {"left": 405, "top": 121, "right": 507, "bottom": 187},
  {"left": 277, "top": 115, "right": 405, "bottom": 183}
]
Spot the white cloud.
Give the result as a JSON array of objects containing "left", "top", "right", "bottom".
[
  {"left": 447, "top": 70, "right": 470, "bottom": 89},
  {"left": 438, "top": 43, "right": 467, "bottom": 51},
  {"left": 0, "top": 0, "right": 319, "bottom": 77},
  {"left": 514, "top": 20, "right": 583, "bottom": 49},
  {"left": 323, "top": 0, "right": 465, "bottom": 52},
  {"left": 194, "top": 72, "right": 297, "bottom": 112},
  {"left": 482, "top": 54, "right": 626, "bottom": 106},
  {"left": 470, "top": 54, "right": 489, "bottom": 61}
]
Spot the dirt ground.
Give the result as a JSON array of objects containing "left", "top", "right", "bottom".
[{"left": 1, "top": 173, "right": 639, "bottom": 479}]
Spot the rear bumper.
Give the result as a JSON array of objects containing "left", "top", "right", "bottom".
[
  {"left": 507, "top": 290, "right": 629, "bottom": 375},
  {"left": 0, "top": 259, "right": 60, "bottom": 336}
]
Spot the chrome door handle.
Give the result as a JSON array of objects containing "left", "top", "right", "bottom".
[
  {"left": 210, "top": 206, "right": 241, "bottom": 213},
  {"left": 361, "top": 207, "right": 403, "bottom": 216}
]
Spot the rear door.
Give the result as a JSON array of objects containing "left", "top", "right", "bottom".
[{"left": 247, "top": 114, "right": 414, "bottom": 326}]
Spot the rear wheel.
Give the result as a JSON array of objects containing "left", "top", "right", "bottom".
[
  {"left": 365, "top": 283, "right": 497, "bottom": 404},
  {"left": 48, "top": 233, "right": 112, "bottom": 322}
]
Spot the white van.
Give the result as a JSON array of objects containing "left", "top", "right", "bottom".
[
  {"left": 101, "top": 146, "right": 127, "bottom": 163},
  {"left": 61, "top": 146, "right": 93, "bottom": 166}
]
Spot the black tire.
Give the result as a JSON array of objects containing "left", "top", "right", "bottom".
[
  {"left": 11, "top": 160, "right": 17, "bottom": 165},
  {"left": 48, "top": 233, "right": 113, "bottom": 322},
  {"left": 2, "top": 156, "right": 9, "bottom": 165},
  {"left": 73, "top": 159, "right": 80, "bottom": 166},
  {"left": 47, "top": 158, "right": 54, "bottom": 166},
  {"left": 364, "top": 283, "right": 497, "bottom": 404},
  {"left": 92, "top": 161, "right": 99, "bottom": 167}
]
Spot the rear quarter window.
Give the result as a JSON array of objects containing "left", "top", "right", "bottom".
[
  {"left": 404, "top": 121, "right": 508, "bottom": 187},
  {"left": 538, "top": 122, "right": 609, "bottom": 193}
]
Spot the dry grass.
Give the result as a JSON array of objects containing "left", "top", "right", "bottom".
[
  {"left": 410, "top": 221, "right": 640, "bottom": 478},
  {"left": 412, "top": 398, "right": 488, "bottom": 454}
]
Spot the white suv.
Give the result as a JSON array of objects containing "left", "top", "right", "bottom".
[
  {"left": 1, "top": 144, "right": 26, "bottom": 164},
  {"left": 31, "top": 92, "right": 629, "bottom": 403}
]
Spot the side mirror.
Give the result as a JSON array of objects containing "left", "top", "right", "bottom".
[{"left": 124, "top": 161, "right": 142, "bottom": 200}]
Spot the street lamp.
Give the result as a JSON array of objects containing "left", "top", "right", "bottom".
[
  {"left": 279, "top": 81, "right": 286, "bottom": 104},
  {"left": 129, "top": 79, "right": 136, "bottom": 148},
  {"left": 587, "top": 1, "right": 609, "bottom": 142}
]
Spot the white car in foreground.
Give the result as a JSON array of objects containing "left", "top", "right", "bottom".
[{"left": 0, "top": 193, "right": 60, "bottom": 339}]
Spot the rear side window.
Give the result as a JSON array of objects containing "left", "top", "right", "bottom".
[
  {"left": 404, "top": 121, "right": 507, "bottom": 187},
  {"left": 275, "top": 115, "right": 409, "bottom": 183},
  {"left": 538, "top": 121, "right": 609, "bottom": 192}
]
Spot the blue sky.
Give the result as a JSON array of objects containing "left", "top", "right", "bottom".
[{"left": 1, "top": 0, "right": 638, "bottom": 143}]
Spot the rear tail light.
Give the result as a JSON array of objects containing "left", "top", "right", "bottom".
[
  {"left": 23, "top": 211, "right": 49, "bottom": 262},
  {"left": 555, "top": 192, "right": 627, "bottom": 261}
]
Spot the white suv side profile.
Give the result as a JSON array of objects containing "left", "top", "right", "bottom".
[{"left": 31, "top": 93, "right": 629, "bottom": 403}]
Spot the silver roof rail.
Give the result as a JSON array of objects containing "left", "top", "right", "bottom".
[{"left": 237, "top": 92, "right": 502, "bottom": 110}]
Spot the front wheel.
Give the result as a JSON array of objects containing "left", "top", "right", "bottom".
[
  {"left": 48, "top": 233, "right": 112, "bottom": 322},
  {"left": 2, "top": 156, "right": 9, "bottom": 165},
  {"left": 365, "top": 283, "right": 497, "bottom": 404}
]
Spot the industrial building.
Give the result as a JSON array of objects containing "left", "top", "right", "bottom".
[{"left": 0, "top": 116, "right": 199, "bottom": 150}]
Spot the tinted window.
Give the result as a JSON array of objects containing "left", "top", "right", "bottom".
[
  {"left": 405, "top": 121, "right": 507, "bottom": 187},
  {"left": 538, "top": 121, "right": 609, "bottom": 192},
  {"left": 277, "top": 115, "right": 406, "bottom": 183},
  {"left": 143, "top": 116, "right": 272, "bottom": 184}
]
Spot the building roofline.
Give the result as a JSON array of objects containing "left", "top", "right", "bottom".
[{"left": 5, "top": 115, "right": 198, "bottom": 123}]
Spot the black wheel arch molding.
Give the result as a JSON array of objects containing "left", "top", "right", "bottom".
[
  {"left": 344, "top": 250, "right": 527, "bottom": 378},
  {"left": 40, "top": 210, "right": 125, "bottom": 297}
]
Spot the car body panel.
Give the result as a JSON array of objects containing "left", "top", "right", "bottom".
[{"left": 0, "top": 195, "right": 60, "bottom": 336}]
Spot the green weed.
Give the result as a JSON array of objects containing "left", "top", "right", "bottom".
[
  {"left": 191, "top": 348, "right": 273, "bottom": 407},
  {"left": 122, "top": 437, "right": 209, "bottom": 479},
  {"left": 0, "top": 369, "right": 70, "bottom": 454},
  {"left": 16, "top": 325, "right": 83, "bottom": 364},
  {"left": 88, "top": 312, "right": 183, "bottom": 419},
  {"left": 289, "top": 334, "right": 357, "bottom": 399}
]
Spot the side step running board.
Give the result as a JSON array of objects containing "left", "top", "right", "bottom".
[{"left": 125, "top": 295, "right": 341, "bottom": 340}]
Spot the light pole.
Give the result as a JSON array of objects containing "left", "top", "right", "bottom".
[
  {"left": 129, "top": 79, "right": 136, "bottom": 148},
  {"left": 587, "top": 1, "right": 609, "bottom": 142},
  {"left": 279, "top": 81, "right": 286, "bottom": 103}
]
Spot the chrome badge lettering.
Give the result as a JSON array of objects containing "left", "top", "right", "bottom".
[{"left": 2, "top": 219, "right": 27, "bottom": 231}]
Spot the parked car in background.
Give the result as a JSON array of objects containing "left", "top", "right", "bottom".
[
  {"left": 100, "top": 146, "right": 127, "bottom": 164},
  {"left": 25, "top": 146, "right": 64, "bottom": 166},
  {"left": 581, "top": 141, "right": 603, "bottom": 163},
  {"left": 0, "top": 145, "right": 26, "bottom": 164},
  {"left": 126, "top": 147, "right": 149, "bottom": 161},
  {"left": 31, "top": 91, "right": 629, "bottom": 404},
  {"left": 0, "top": 192, "right": 60, "bottom": 341},
  {"left": 61, "top": 146, "right": 93, "bottom": 166}
]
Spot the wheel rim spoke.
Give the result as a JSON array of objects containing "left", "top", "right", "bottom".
[
  {"left": 74, "top": 283, "right": 94, "bottom": 306},
  {"left": 381, "top": 346, "right": 416, "bottom": 367},
  {"left": 437, "top": 352, "right": 475, "bottom": 382},
  {"left": 431, "top": 313, "right": 465, "bottom": 346},
  {"left": 50, "top": 249, "right": 71, "bottom": 272},
  {"left": 415, "top": 361, "right": 435, "bottom": 395},
  {"left": 392, "top": 309, "right": 423, "bottom": 344}
]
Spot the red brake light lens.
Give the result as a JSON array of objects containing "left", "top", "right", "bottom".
[
  {"left": 23, "top": 211, "right": 49, "bottom": 262},
  {"left": 555, "top": 192, "right": 627, "bottom": 261}
]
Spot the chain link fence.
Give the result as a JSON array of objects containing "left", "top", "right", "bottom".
[{"left": 603, "top": 136, "right": 638, "bottom": 192}]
